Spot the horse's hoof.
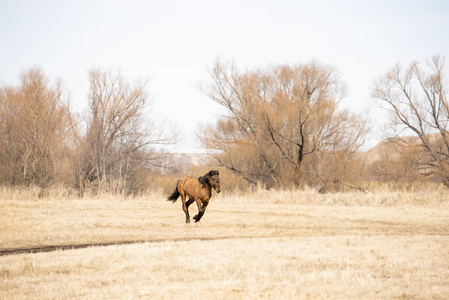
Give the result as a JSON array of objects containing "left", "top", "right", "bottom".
[{"left": 186, "top": 219, "right": 190, "bottom": 223}]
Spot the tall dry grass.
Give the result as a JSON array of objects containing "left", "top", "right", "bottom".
[{"left": 223, "top": 183, "right": 448, "bottom": 206}]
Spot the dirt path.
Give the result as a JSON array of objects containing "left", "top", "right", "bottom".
[{"left": 0, "top": 236, "right": 260, "bottom": 256}]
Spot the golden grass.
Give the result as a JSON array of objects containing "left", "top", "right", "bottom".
[
  {"left": 1, "top": 188, "right": 449, "bottom": 299},
  {"left": 2, "top": 236, "right": 448, "bottom": 299}
]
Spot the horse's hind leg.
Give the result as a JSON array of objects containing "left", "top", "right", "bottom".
[
  {"left": 180, "top": 191, "right": 190, "bottom": 223},
  {"left": 183, "top": 198, "right": 194, "bottom": 223},
  {"left": 186, "top": 198, "right": 194, "bottom": 209}
]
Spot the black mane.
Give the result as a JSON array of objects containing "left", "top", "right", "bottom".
[
  {"left": 198, "top": 170, "right": 219, "bottom": 188},
  {"left": 198, "top": 175, "right": 207, "bottom": 188}
]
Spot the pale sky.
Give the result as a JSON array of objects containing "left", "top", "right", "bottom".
[{"left": 1, "top": 0, "right": 448, "bottom": 152}]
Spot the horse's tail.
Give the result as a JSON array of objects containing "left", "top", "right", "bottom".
[{"left": 167, "top": 180, "right": 180, "bottom": 203}]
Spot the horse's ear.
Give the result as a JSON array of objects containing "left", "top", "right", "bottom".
[{"left": 209, "top": 170, "right": 219, "bottom": 176}]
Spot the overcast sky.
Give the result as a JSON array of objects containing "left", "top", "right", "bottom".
[{"left": 1, "top": 0, "right": 448, "bottom": 152}]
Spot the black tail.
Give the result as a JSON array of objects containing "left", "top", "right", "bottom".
[{"left": 167, "top": 180, "right": 180, "bottom": 203}]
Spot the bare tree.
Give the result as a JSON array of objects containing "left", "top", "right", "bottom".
[
  {"left": 77, "top": 69, "right": 178, "bottom": 195},
  {"left": 372, "top": 55, "right": 449, "bottom": 187},
  {"left": 200, "top": 60, "right": 367, "bottom": 188},
  {"left": 0, "top": 68, "right": 72, "bottom": 187}
]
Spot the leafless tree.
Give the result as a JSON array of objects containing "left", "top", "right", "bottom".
[
  {"left": 372, "top": 55, "right": 449, "bottom": 187},
  {"left": 200, "top": 60, "right": 368, "bottom": 188},
  {"left": 76, "top": 69, "right": 178, "bottom": 195},
  {"left": 0, "top": 68, "right": 72, "bottom": 187}
]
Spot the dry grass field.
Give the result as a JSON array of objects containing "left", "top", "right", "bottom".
[{"left": 1, "top": 187, "right": 449, "bottom": 299}]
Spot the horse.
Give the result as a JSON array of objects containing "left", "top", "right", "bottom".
[{"left": 167, "top": 170, "right": 221, "bottom": 223}]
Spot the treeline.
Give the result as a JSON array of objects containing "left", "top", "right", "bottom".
[
  {"left": 198, "top": 56, "right": 449, "bottom": 190},
  {"left": 0, "top": 69, "right": 177, "bottom": 195},
  {"left": 1, "top": 56, "right": 448, "bottom": 195}
]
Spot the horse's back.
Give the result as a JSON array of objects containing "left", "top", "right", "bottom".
[
  {"left": 179, "top": 176, "right": 196, "bottom": 185},
  {"left": 178, "top": 176, "right": 206, "bottom": 198},
  {"left": 178, "top": 176, "right": 201, "bottom": 196}
]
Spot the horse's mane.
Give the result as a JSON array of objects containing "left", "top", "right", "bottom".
[
  {"left": 198, "top": 170, "right": 219, "bottom": 188},
  {"left": 198, "top": 174, "right": 207, "bottom": 188}
]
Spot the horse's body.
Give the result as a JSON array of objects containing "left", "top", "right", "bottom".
[{"left": 168, "top": 170, "right": 221, "bottom": 223}]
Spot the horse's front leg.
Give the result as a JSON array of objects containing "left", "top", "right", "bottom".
[{"left": 193, "top": 199, "right": 209, "bottom": 223}]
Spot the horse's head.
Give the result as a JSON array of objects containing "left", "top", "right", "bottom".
[{"left": 208, "top": 170, "right": 221, "bottom": 193}]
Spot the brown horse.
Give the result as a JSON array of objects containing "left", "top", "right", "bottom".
[{"left": 167, "top": 170, "right": 221, "bottom": 223}]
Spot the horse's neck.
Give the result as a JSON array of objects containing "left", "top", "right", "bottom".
[{"left": 205, "top": 186, "right": 212, "bottom": 198}]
